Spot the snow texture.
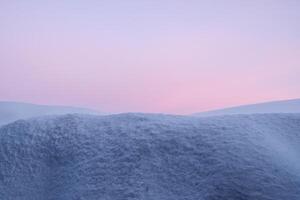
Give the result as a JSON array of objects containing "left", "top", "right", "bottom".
[
  {"left": 194, "top": 98, "right": 300, "bottom": 117},
  {"left": 0, "top": 113, "right": 300, "bottom": 200},
  {"left": 0, "top": 101, "right": 100, "bottom": 126}
]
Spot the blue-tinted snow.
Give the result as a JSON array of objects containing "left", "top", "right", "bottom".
[
  {"left": 194, "top": 98, "right": 300, "bottom": 116},
  {"left": 0, "top": 113, "right": 300, "bottom": 200},
  {"left": 0, "top": 101, "right": 101, "bottom": 126}
]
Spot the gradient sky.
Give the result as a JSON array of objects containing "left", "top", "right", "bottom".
[{"left": 0, "top": 0, "right": 299, "bottom": 114}]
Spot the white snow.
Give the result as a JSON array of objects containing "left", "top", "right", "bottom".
[{"left": 0, "top": 113, "right": 299, "bottom": 200}]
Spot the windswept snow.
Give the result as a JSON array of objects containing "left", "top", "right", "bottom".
[
  {"left": 0, "top": 101, "right": 101, "bottom": 126},
  {"left": 0, "top": 113, "right": 300, "bottom": 200},
  {"left": 194, "top": 98, "right": 300, "bottom": 117}
]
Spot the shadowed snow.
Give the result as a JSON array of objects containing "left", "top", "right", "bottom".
[{"left": 0, "top": 113, "right": 299, "bottom": 200}]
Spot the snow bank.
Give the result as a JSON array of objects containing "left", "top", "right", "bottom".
[{"left": 0, "top": 113, "right": 299, "bottom": 200}]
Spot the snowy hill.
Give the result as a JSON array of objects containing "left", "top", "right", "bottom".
[
  {"left": 0, "top": 101, "right": 100, "bottom": 126},
  {"left": 194, "top": 98, "right": 300, "bottom": 116},
  {"left": 0, "top": 113, "right": 299, "bottom": 200}
]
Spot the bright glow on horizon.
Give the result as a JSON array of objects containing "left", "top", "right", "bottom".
[{"left": 0, "top": 0, "right": 299, "bottom": 114}]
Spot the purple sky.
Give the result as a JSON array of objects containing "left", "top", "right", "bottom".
[{"left": 0, "top": 0, "right": 299, "bottom": 114}]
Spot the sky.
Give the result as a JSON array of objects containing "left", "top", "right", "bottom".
[{"left": 0, "top": 0, "right": 299, "bottom": 114}]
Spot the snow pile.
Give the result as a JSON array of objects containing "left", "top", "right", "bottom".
[
  {"left": 0, "top": 113, "right": 300, "bottom": 200},
  {"left": 0, "top": 101, "right": 100, "bottom": 126},
  {"left": 194, "top": 98, "right": 300, "bottom": 116}
]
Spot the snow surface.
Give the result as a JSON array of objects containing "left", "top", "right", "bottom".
[
  {"left": 0, "top": 113, "right": 300, "bottom": 200},
  {"left": 0, "top": 101, "right": 100, "bottom": 126},
  {"left": 194, "top": 98, "right": 300, "bottom": 117}
]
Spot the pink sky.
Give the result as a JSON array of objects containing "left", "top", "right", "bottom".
[{"left": 0, "top": 1, "right": 299, "bottom": 114}]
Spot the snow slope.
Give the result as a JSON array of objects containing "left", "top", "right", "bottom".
[
  {"left": 0, "top": 113, "right": 299, "bottom": 200},
  {"left": 0, "top": 101, "right": 100, "bottom": 126},
  {"left": 194, "top": 98, "right": 300, "bottom": 117}
]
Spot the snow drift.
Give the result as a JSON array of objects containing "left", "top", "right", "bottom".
[
  {"left": 194, "top": 98, "right": 300, "bottom": 116},
  {"left": 0, "top": 113, "right": 300, "bottom": 200},
  {"left": 0, "top": 101, "right": 100, "bottom": 126}
]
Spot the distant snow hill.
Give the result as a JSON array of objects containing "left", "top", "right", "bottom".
[
  {"left": 0, "top": 113, "right": 300, "bottom": 200},
  {"left": 194, "top": 98, "right": 300, "bottom": 117},
  {"left": 0, "top": 101, "right": 100, "bottom": 126}
]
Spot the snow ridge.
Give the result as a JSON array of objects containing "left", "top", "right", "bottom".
[
  {"left": 194, "top": 98, "right": 300, "bottom": 116},
  {"left": 0, "top": 101, "right": 100, "bottom": 126}
]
